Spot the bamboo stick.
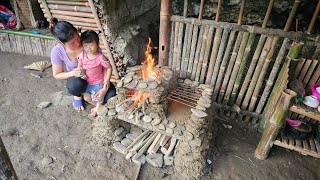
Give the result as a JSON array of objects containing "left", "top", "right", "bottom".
[
  {"left": 284, "top": 0, "right": 301, "bottom": 32},
  {"left": 215, "top": 0, "right": 222, "bottom": 22},
  {"left": 74, "top": 25, "right": 99, "bottom": 31},
  {"left": 199, "top": 25, "right": 215, "bottom": 83},
  {"left": 298, "top": 59, "right": 312, "bottom": 82},
  {"left": 88, "top": 0, "right": 119, "bottom": 79},
  {"left": 224, "top": 32, "right": 250, "bottom": 104},
  {"left": 254, "top": 38, "right": 290, "bottom": 122},
  {"left": 307, "top": 63, "right": 320, "bottom": 88},
  {"left": 175, "top": 22, "right": 185, "bottom": 74},
  {"left": 209, "top": 29, "right": 229, "bottom": 86},
  {"left": 235, "top": 35, "right": 266, "bottom": 105},
  {"left": 50, "top": 10, "right": 94, "bottom": 18},
  {"left": 293, "top": 58, "right": 305, "bottom": 79},
  {"left": 46, "top": 0, "right": 90, "bottom": 6},
  {"left": 45, "top": 14, "right": 96, "bottom": 23},
  {"left": 180, "top": 23, "right": 193, "bottom": 78},
  {"left": 159, "top": 0, "right": 172, "bottom": 66},
  {"left": 181, "top": 23, "right": 194, "bottom": 76},
  {"left": 195, "top": 26, "right": 210, "bottom": 82},
  {"left": 170, "top": 16, "right": 320, "bottom": 45},
  {"left": 237, "top": 0, "right": 246, "bottom": 25},
  {"left": 255, "top": 89, "right": 296, "bottom": 160},
  {"left": 183, "top": 0, "right": 188, "bottom": 17},
  {"left": 199, "top": 0, "right": 205, "bottom": 20},
  {"left": 190, "top": 26, "right": 204, "bottom": 80},
  {"left": 40, "top": 4, "right": 92, "bottom": 12},
  {"left": 213, "top": 30, "right": 236, "bottom": 101},
  {"left": 27, "top": 0, "right": 37, "bottom": 28},
  {"left": 12, "top": 0, "right": 22, "bottom": 29},
  {"left": 172, "top": 21, "right": 180, "bottom": 71},
  {"left": 205, "top": 27, "right": 221, "bottom": 84},
  {"left": 218, "top": 32, "right": 243, "bottom": 103},
  {"left": 241, "top": 37, "right": 273, "bottom": 109},
  {"left": 229, "top": 32, "right": 255, "bottom": 105},
  {"left": 168, "top": 21, "right": 175, "bottom": 68},
  {"left": 40, "top": 0, "right": 52, "bottom": 19}
]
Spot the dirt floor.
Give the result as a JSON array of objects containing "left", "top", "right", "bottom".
[{"left": 0, "top": 52, "right": 319, "bottom": 180}]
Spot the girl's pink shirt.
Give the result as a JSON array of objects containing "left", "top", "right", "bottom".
[{"left": 78, "top": 51, "right": 110, "bottom": 85}]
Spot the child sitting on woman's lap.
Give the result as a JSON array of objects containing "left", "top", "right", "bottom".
[{"left": 78, "top": 30, "right": 112, "bottom": 117}]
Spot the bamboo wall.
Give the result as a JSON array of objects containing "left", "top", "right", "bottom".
[
  {"left": 0, "top": 33, "right": 55, "bottom": 56},
  {"left": 169, "top": 15, "right": 320, "bottom": 122}
]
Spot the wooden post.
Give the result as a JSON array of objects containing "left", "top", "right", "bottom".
[
  {"left": 159, "top": 0, "right": 172, "bottom": 66},
  {"left": 307, "top": 0, "right": 320, "bottom": 34},
  {"left": 88, "top": 0, "right": 119, "bottom": 79},
  {"left": 255, "top": 89, "right": 296, "bottom": 160}
]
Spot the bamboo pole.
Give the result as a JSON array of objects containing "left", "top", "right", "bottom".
[
  {"left": 181, "top": 23, "right": 193, "bottom": 78},
  {"left": 293, "top": 58, "right": 305, "bottom": 79},
  {"left": 254, "top": 38, "right": 290, "bottom": 123},
  {"left": 175, "top": 22, "right": 184, "bottom": 73},
  {"left": 40, "top": 4, "right": 92, "bottom": 12},
  {"left": 213, "top": 30, "right": 236, "bottom": 101},
  {"left": 159, "top": 0, "right": 172, "bottom": 66},
  {"left": 50, "top": 10, "right": 94, "bottom": 18},
  {"left": 307, "top": 63, "right": 320, "bottom": 88},
  {"left": 215, "top": 0, "right": 222, "bottom": 22},
  {"left": 168, "top": 21, "right": 175, "bottom": 68},
  {"left": 240, "top": 37, "right": 273, "bottom": 109},
  {"left": 200, "top": 25, "right": 215, "bottom": 83},
  {"left": 88, "top": 0, "right": 119, "bottom": 79},
  {"left": 199, "top": 0, "right": 205, "bottom": 20},
  {"left": 45, "top": 14, "right": 96, "bottom": 23},
  {"left": 186, "top": 25, "right": 199, "bottom": 78},
  {"left": 284, "top": 0, "right": 301, "bottom": 32},
  {"left": 191, "top": 26, "right": 204, "bottom": 80},
  {"left": 40, "top": 0, "right": 52, "bottom": 19},
  {"left": 218, "top": 32, "right": 243, "bottom": 103},
  {"left": 259, "top": 42, "right": 304, "bottom": 131},
  {"left": 237, "top": 0, "right": 246, "bottom": 25},
  {"left": 195, "top": 26, "right": 210, "bottom": 82},
  {"left": 255, "top": 89, "right": 296, "bottom": 160},
  {"left": 46, "top": 0, "right": 90, "bottom": 6},
  {"left": 209, "top": 29, "right": 229, "bottom": 86},
  {"left": 11, "top": 0, "right": 22, "bottom": 29},
  {"left": 170, "top": 16, "right": 320, "bottom": 45},
  {"left": 302, "top": 59, "right": 317, "bottom": 87},
  {"left": 0, "top": 29, "right": 55, "bottom": 40},
  {"left": 235, "top": 0, "right": 274, "bottom": 106},
  {"left": 172, "top": 21, "right": 179, "bottom": 71},
  {"left": 183, "top": 0, "right": 188, "bottom": 17},
  {"left": 224, "top": 32, "right": 250, "bottom": 104},
  {"left": 229, "top": 33, "right": 255, "bottom": 105},
  {"left": 298, "top": 59, "right": 311, "bottom": 82}
]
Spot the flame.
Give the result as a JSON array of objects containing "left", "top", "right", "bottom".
[
  {"left": 133, "top": 91, "right": 150, "bottom": 104},
  {"left": 142, "top": 37, "right": 159, "bottom": 80}
]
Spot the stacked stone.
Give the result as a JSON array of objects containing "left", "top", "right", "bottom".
[
  {"left": 112, "top": 126, "right": 144, "bottom": 155},
  {"left": 173, "top": 81, "right": 214, "bottom": 178}
]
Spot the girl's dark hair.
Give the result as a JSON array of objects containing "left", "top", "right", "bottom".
[
  {"left": 50, "top": 18, "right": 77, "bottom": 43},
  {"left": 80, "top": 30, "right": 99, "bottom": 45}
]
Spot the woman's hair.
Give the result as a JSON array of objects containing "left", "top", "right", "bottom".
[
  {"left": 50, "top": 18, "right": 77, "bottom": 43},
  {"left": 80, "top": 30, "right": 99, "bottom": 45}
]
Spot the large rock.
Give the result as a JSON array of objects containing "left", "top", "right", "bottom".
[{"left": 146, "top": 153, "right": 163, "bottom": 167}]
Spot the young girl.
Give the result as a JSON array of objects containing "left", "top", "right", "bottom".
[{"left": 78, "top": 30, "right": 112, "bottom": 117}]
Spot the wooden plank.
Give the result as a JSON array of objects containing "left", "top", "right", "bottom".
[
  {"left": 290, "top": 104, "right": 320, "bottom": 122},
  {"left": 302, "top": 139, "right": 311, "bottom": 151}
]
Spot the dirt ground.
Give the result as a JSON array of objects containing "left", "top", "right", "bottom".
[{"left": 0, "top": 52, "right": 319, "bottom": 180}]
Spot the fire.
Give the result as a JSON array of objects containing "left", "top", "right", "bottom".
[
  {"left": 142, "top": 37, "right": 159, "bottom": 80},
  {"left": 133, "top": 91, "right": 150, "bottom": 104}
]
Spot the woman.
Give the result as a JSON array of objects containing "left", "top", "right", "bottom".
[{"left": 50, "top": 18, "right": 116, "bottom": 111}]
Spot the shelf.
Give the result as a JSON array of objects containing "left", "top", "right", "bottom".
[
  {"left": 274, "top": 133, "right": 320, "bottom": 158},
  {"left": 289, "top": 103, "right": 320, "bottom": 122}
]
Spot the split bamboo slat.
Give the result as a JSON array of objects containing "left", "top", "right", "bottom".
[
  {"left": 171, "top": 21, "right": 179, "bottom": 71},
  {"left": 180, "top": 23, "right": 194, "bottom": 78},
  {"left": 294, "top": 58, "right": 306, "bottom": 79},
  {"left": 213, "top": 30, "right": 236, "bottom": 101},
  {"left": 223, "top": 32, "right": 250, "bottom": 104},
  {"left": 190, "top": 26, "right": 204, "bottom": 80},
  {"left": 186, "top": 25, "right": 200, "bottom": 78},
  {"left": 175, "top": 22, "right": 185, "bottom": 73},
  {"left": 199, "top": 25, "right": 215, "bottom": 83},
  {"left": 218, "top": 32, "right": 243, "bottom": 103},
  {"left": 209, "top": 29, "right": 229, "bottom": 87},
  {"left": 298, "top": 59, "right": 312, "bottom": 82},
  {"left": 168, "top": 21, "right": 175, "bottom": 68},
  {"left": 195, "top": 26, "right": 210, "bottom": 82}
]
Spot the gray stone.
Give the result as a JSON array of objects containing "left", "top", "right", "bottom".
[
  {"left": 97, "top": 106, "right": 108, "bottom": 116},
  {"left": 133, "top": 154, "right": 146, "bottom": 165},
  {"left": 123, "top": 77, "right": 133, "bottom": 84},
  {"left": 126, "top": 133, "right": 138, "bottom": 141},
  {"left": 36, "top": 102, "right": 52, "bottom": 109},
  {"left": 115, "top": 105, "right": 125, "bottom": 113},
  {"left": 137, "top": 82, "right": 148, "bottom": 89},
  {"left": 189, "top": 138, "right": 202, "bottom": 147},
  {"left": 184, "top": 131, "right": 194, "bottom": 140},
  {"left": 148, "top": 81, "right": 159, "bottom": 89},
  {"left": 175, "top": 124, "right": 186, "bottom": 131},
  {"left": 113, "top": 142, "right": 126, "bottom": 154},
  {"left": 127, "top": 71, "right": 135, "bottom": 77},
  {"left": 175, "top": 130, "right": 182, "bottom": 136},
  {"left": 164, "top": 156, "right": 174, "bottom": 166},
  {"left": 41, "top": 156, "right": 53, "bottom": 165},
  {"left": 146, "top": 153, "right": 163, "bottom": 167},
  {"left": 152, "top": 118, "right": 161, "bottom": 126},
  {"left": 198, "top": 84, "right": 211, "bottom": 90},
  {"left": 108, "top": 109, "right": 117, "bottom": 116},
  {"left": 162, "top": 118, "right": 169, "bottom": 124},
  {"left": 192, "top": 81, "right": 199, "bottom": 87},
  {"left": 197, "top": 99, "right": 211, "bottom": 108},
  {"left": 128, "top": 114, "right": 134, "bottom": 120},
  {"left": 158, "top": 124, "right": 166, "bottom": 130},
  {"left": 130, "top": 127, "right": 143, "bottom": 135},
  {"left": 195, "top": 105, "right": 206, "bottom": 111},
  {"left": 168, "top": 122, "right": 176, "bottom": 128},
  {"left": 121, "top": 138, "right": 133, "bottom": 147},
  {"left": 199, "top": 97, "right": 211, "bottom": 104},
  {"left": 166, "top": 128, "right": 173, "bottom": 134},
  {"left": 142, "top": 115, "right": 152, "bottom": 123},
  {"left": 150, "top": 112, "right": 160, "bottom": 119},
  {"left": 127, "top": 79, "right": 138, "bottom": 89},
  {"left": 117, "top": 81, "right": 123, "bottom": 87},
  {"left": 114, "top": 127, "right": 124, "bottom": 136},
  {"left": 191, "top": 108, "right": 208, "bottom": 118},
  {"left": 183, "top": 79, "right": 193, "bottom": 85}
]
